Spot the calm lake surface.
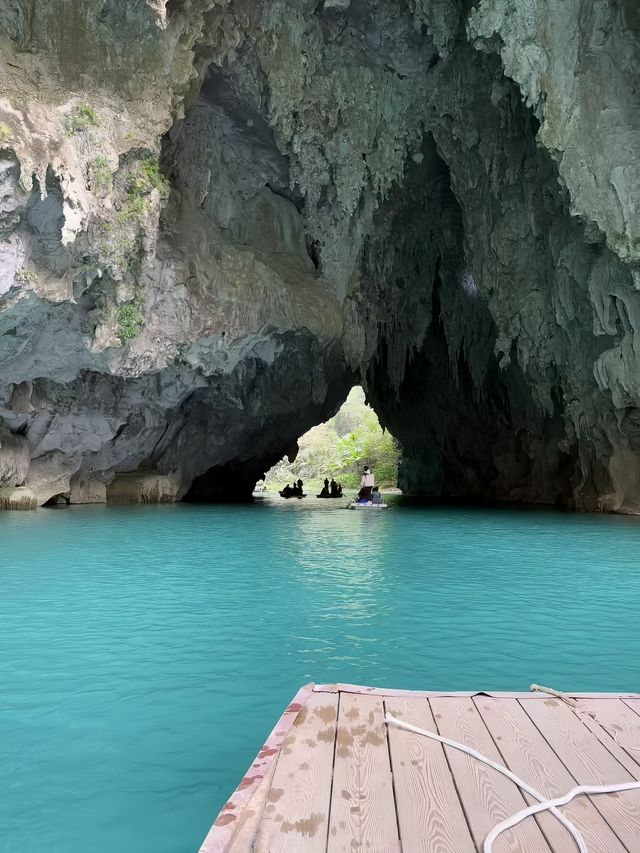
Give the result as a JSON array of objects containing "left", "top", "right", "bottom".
[{"left": 2, "top": 497, "right": 640, "bottom": 852}]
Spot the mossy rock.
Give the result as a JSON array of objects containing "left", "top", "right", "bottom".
[
  {"left": 117, "top": 304, "right": 144, "bottom": 342},
  {"left": 65, "top": 103, "right": 100, "bottom": 136}
]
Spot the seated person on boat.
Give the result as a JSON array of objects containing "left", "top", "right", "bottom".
[
  {"left": 330, "top": 478, "right": 343, "bottom": 497},
  {"left": 318, "top": 477, "right": 343, "bottom": 498},
  {"left": 281, "top": 479, "right": 305, "bottom": 498}
]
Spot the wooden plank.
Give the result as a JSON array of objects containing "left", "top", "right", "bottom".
[
  {"left": 228, "top": 759, "right": 278, "bottom": 852},
  {"left": 313, "top": 684, "right": 640, "bottom": 699},
  {"left": 315, "top": 684, "right": 488, "bottom": 698},
  {"left": 430, "top": 696, "right": 551, "bottom": 853},
  {"left": 622, "top": 698, "right": 640, "bottom": 716},
  {"left": 522, "top": 696, "right": 640, "bottom": 850},
  {"left": 200, "top": 684, "right": 314, "bottom": 853},
  {"left": 576, "top": 698, "right": 640, "bottom": 777},
  {"left": 475, "top": 696, "right": 626, "bottom": 853},
  {"left": 386, "top": 697, "right": 475, "bottom": 853},
  {"left": 255, "top": 691, "right": 338, "bottom": 853},
  {"left": 563, "top": 693, "right": 640, "bottom": 699},
  {"left": 206, "top": 685, "right": 640, "bottom": 853},
  {"left": 327, "top": 692, "right": 400, "bottom": 853}
]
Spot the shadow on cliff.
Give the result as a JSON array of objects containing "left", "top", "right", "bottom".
[{"left": 360, "top": 132, "right": 580, "bottom": 509}]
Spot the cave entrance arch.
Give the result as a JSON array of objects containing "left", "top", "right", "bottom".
[{"left": 260, "top": 386, "right": 400, "bottom": 495}]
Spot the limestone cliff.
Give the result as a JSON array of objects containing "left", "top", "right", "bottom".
[{"left": 0, "top": 0, "right": 639, "bottom": 511}]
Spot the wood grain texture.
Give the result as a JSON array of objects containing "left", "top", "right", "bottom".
[
  {"left": 576, "top": 698, "right": 640, "bottom": 776},
  {"left": 327, "top": 692, "right": 400, "bottom": 853},
  {"left": 522, "top": 697, "right": 640, "bottom": 850},
  {"left": 255, "top": 692, "right": 338, "bottom": 853},
  {"left": 201, "top": 683, "right": 314, "bottom": 853},
  {"left": 386, "top": 698, "right": 475, "bottom": 853},
  {"left": 430, "top": 697, "right": 552, "bottom": 853},
  {"left": 228, "top": 759, "right": 278, "bottom": 852},
  {"left": 476, "top": 697, "right": 626, "bottom": 853}
]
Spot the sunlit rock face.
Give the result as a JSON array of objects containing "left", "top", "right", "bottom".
[
  {"left": 0, "top": 0, "right": 352, "bottom": 504},
  {"left": 0, "top": 0, "right": 639, "bottom": 510}
]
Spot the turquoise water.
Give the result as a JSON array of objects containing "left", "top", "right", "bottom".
[{"left": 2, "top": 498, "right": 640, "bottom": 852}]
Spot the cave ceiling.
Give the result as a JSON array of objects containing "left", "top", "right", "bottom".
[{"left": 0, "top": 0, "right": 639, "bottom": 511}]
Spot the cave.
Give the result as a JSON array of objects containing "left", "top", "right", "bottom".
[
  {"left": 1, "top": 1, "right": 640, "bottom": 511},
  {"left": 261, "top": 384, "right": 399, "bottom": 496}
]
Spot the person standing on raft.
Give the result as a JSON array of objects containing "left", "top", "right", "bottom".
[{"left": 359, "top": 465, "right": 375, "bottom": 501}]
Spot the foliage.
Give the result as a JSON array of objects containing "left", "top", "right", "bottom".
[
  {"left": 116, "top": 304, "right": 143, "bottom": 342},
  {"left": 90, "top": 155, "right": 113, "bottom": 196},
  {"left": 267, "top": 387, "right": 399, "bottom": 489},
  {"left": 86, "top": 155, "right": 170, "bottom": 297},
  {"left": 0, "top": 122, "right": 10, "bottom": 144},
  {"left": 65, "top": 103, "right": 100, "bottom": 136},
  {"left": 127, "top": 156, "right": 170, "bottom": 200},
  {"left": 115, "top": 156, "right": 169, "bottom": 226},
  {"left": 331, "top": 414, "right": 399, "bottom": 487},
  {"left": 118, "top": 193, "right": 149, "bottom": 223},
  {"left": 140, "top": 157, "right": 170, "bottom": 197}
]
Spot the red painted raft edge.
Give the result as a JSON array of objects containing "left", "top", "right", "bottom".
[{"left": 198, "top": 682, "right": 314, "bottom": 853}]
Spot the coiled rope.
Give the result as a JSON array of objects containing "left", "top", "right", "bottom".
[{"left": 385, "top": 694, "right": 640, "bottom": 853}]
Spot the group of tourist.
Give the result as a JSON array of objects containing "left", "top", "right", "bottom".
[
  {"left": 281, "top": 479, "right": 304, "bottom": 497},
  {"left": 279, "top": 465, "right": 383, "bottom": 503},
  {"left": 318, "top": 478, "right": 343, "bottom": 498}
]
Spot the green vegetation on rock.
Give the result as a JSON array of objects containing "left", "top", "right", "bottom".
[
  {"left": 65, "top": 103, "right": 100, "bottom": 136},
  {"left": 88, "top": 154, "right": 169, "bottom": 281},
  {"left": 118, "top": 193, "right": 149, "bottom": 223},
  {"left": 0, "top": 122, "right": 10, "bottom": 144},
  {"left": 116, "top": 156, "right": 170, "bottom": 225},
  {"left": 128, "top": 156, "right": 170, "bottom": 201},
  {"left": 90, "top": 156, "right": 113, "bottom": 196},
  {"left": 116, "top": 304, "right": 143, "bottom": 342},
  {"left": 140, "top": 157, "right": 170, "bottom": 197},
  {"left": 267, "top": 387, "right": 399, "bottom": 489}
]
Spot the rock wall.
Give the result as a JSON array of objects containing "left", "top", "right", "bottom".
[
  {"left": 0, "top": 1, "right": 639, "bottom": 511},
  {"left": 0, "top": 0, "right": 352, "bottom": 505}
]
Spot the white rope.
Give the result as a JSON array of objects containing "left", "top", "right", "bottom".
[
  {"left": 385, "top": 713, "right": 640, "bottom": 853},
  {"left": 484, "top": 781, "right": 640, "bottom": 851},
  {"left": 385, "top": 713, "right": 585, "bottom": 852}
]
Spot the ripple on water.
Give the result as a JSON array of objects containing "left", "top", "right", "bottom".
[{"left": 1, "top": 498, "right": 640, "bottom": 852}]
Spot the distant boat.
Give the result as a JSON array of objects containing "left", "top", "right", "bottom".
[
  {"left": 279, "top": 490, "right": 306, "bottom": 499},
  {"left": 316, "top": 493, "right": 343, "bottom": 499}
]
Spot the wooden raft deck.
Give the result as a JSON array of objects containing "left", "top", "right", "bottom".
[{"left": 200, "top": 683, "right": 640, "bottom": 852}]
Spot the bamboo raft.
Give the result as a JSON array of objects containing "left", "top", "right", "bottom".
[{"left": 199, "top": 682, "right": 640, "bottom": 852}]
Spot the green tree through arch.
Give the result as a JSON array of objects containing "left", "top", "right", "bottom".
[{"left": 266, "top": 387, "right": 399, "bottom": 490}]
